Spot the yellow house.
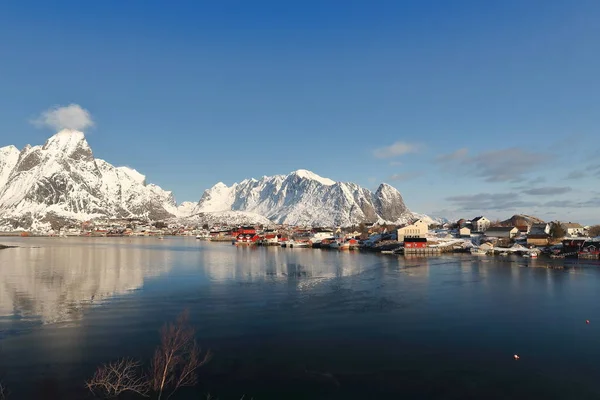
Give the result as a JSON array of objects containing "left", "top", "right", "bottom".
[{"left": 397, "top": 219, "right": 428, "bottom": 242}]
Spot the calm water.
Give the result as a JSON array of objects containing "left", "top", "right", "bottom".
[{"left": 1, "top": 237, "right": 600, "bottom": 399}]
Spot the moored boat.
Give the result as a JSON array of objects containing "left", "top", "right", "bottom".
[
  {"left": 289, "top": 240, "right": 310, "bottom": 248},
  {"left": 470, "top": 248, "right": 487, "bottom": 255}
]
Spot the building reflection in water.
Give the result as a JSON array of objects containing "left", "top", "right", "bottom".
[{"left": 201, "top": 246, "right": 370, "bottom": 285}]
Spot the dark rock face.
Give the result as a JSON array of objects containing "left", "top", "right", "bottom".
[
  {"left": 373, "top": 183, "right": 410, "bottom": 222},
  {"left": 15, "top": 148, "right": 42, "bottom": 173}
]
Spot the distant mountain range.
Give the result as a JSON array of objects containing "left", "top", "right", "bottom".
[
  {"left": 186, "top": 169, "right": 414, "bottom": 227},
  {"left": 0, "top": 131, "right": 417, "bottom": 230}
]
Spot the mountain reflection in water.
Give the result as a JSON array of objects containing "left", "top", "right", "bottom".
[{"left": 0, "top": 238, "right": 599, "bottom": 400}]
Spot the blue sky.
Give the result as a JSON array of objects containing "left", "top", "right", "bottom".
[{"left": 1, "top": 0, "right": 600, "bottom": 223}]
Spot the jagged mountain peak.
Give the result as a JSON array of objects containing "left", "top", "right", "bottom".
[
  {"left": 38, "top": 129, "right": 94, "bottom": 163},
  {"left": 289, "top": 169, "right": 336, "bottom": 185},
  {"left": 0, "top": 131, "right": 177, "bottom": 231},
  {"left": 195, "top": 170, "right": 413, "bottom": 226},
  {"left": 43, "top": 129, "right": 86, "bottom": 149},
  {"left": 115, "top": 164, "right": 147, "bottom": 185},
  {"left": 0, "top": 144, "right": 19, "bottom": 154}
]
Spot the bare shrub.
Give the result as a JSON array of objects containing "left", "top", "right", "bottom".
[
  {"left": 0, "top": 347, "right": 7, "bottom": 400},
  {"left": 149, "top": 311, "right": 212, "bottom": 400},
  {"left": 86, "top": 358, "right": 148, "bottom": 398},
  {"left": 0, "top": 382, "right": 7, "bottom": 400},
  {"left": 86, "top": 311, "right": 211, "bottom": 399}
]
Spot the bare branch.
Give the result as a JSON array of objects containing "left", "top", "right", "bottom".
[
  {"left": 86, "top": 358, "right": 149, "bottom": 398},
  {"left": 149, "top": 310, "right": 211, "bottom": 400},
  {"left": 0, "top": 381, "right": 7, "bottom": 400}
]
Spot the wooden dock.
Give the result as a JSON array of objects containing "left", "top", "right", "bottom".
[{"left": 404, "top": 247, "right": 441, "bottom": 255}]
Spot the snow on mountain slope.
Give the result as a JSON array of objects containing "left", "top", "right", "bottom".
[
  {"left": 175, "top": 201, "right": 198, "bottom": 217},
  {"left": 412, "top": 213, "right": 449, "bottom": 226},
  {"left": 194, "top": 170, "right": 414, "bottom": 226},
  {"left": 171, "top": 210, "right": 274, "bottom": 227},
  {"left": 0, "top": 130, "right": 177, "bottom": 230},
  {"left": 0, "top": 145, "right": 20, "bottom": 190}
]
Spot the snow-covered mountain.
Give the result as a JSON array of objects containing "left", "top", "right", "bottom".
[
  {"left": 170, "top": 210, "right": 274, "bottom": 227},
  {"left": 412, "top": 213, "right": 449, "bottom": 226},
  {"left": 0, "top": 132, "right": 418, "bottom": 229},
  {"left": 0, "top": 130, "right": 178, "bottom": 230},
  {"left": 193, "top": 169, "right": 414, "bottom": 227}
]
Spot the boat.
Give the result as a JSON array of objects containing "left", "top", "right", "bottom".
[
  {"left": 499, "top": 252, "right": 509, "bottom": 256},
  {"left": 289, "top": 241, "right": 310, "bottom": 248},
  {"left": 470, "top": 248, "right": 487, "bottom": 255},
  {"left": 158, "top": 236, "right": 164, "bottom": 240},
  {"left": 330, "top": 240, "right": 350, "bottom": 250},
  {"left": 338, "top": 242, "right": 350, "bottom": 250},
  {"left": 530, "top": 252, "right": 538, "bottom": 258}
]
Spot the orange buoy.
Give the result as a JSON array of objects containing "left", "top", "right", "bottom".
[
  {"left": 586, "top": 320, "right": 590, "bottom": 324},
  {"left": 513, "top": 354, "right": 520, "bottom": 360}
]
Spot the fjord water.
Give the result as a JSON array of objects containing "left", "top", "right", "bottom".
[{"left": 1, "top": 238, "right": 600, "bottom": 399}]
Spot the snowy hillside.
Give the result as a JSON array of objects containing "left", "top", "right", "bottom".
[
  {"left": 175, "top": 201, "right": 198, "bottom": 217},
  {"left": 412, "top": 213, "right": 449, "bottom": 226},
  {"left": 170, "top": 210, "right": 274, "bottom": 227},
  {"left": 193, "top": 170, "right": 414, "bottom": 227},
  {"left": 0, "top": 130, "right": 177, "bottom": 231}
]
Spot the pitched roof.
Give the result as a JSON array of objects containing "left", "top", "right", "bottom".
[
  {"left": 486, "top": 226, "right": 517, "bottom": 232},
  {"left": 563, "top": 223, "right": 583, "bottom": 229}
]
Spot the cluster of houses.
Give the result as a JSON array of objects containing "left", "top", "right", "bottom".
[
  {"left": 13, "top": 214, "right": 599, "bottom": 258},
  {"left": 389, "top": 215, "right": 599, "bottom": 255},
  {"left": 449, "top": 216, "right": 588, "bottom": 246}
]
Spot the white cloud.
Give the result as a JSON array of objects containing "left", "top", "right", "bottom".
[
  {"left": 373, "top": 141, "right": 418, "bottom": 159},
  {"left": 32, "top": 104, "right": 94, "bottom": 131}
]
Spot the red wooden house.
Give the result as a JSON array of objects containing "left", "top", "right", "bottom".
[
  {"left": 234, "top": 226, "right": 259, "bottom": 244},
  {"left": 404, "top": 237, "right": 427, "bottom": 249}
]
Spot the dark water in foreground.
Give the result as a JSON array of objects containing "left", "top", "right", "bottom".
[{"left": 1, "top": 237, "right": 600, "bottom": 399}]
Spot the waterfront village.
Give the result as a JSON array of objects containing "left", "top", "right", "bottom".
[{"left": 7, "top": 215, "right": 600, "bottom": 260}]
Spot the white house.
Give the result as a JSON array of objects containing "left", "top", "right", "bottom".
[
  {"left": 397, "top": 219, "right": 428, "bottom": 242},
  {"left": 471, "top": 216, "right": 491, "bottom": 232},
  {"left": 563, "top": 222, "right": 585, "bottom": 237},
  {"left": 459, "top": 227, "right": 471, "bottom": 237}
]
